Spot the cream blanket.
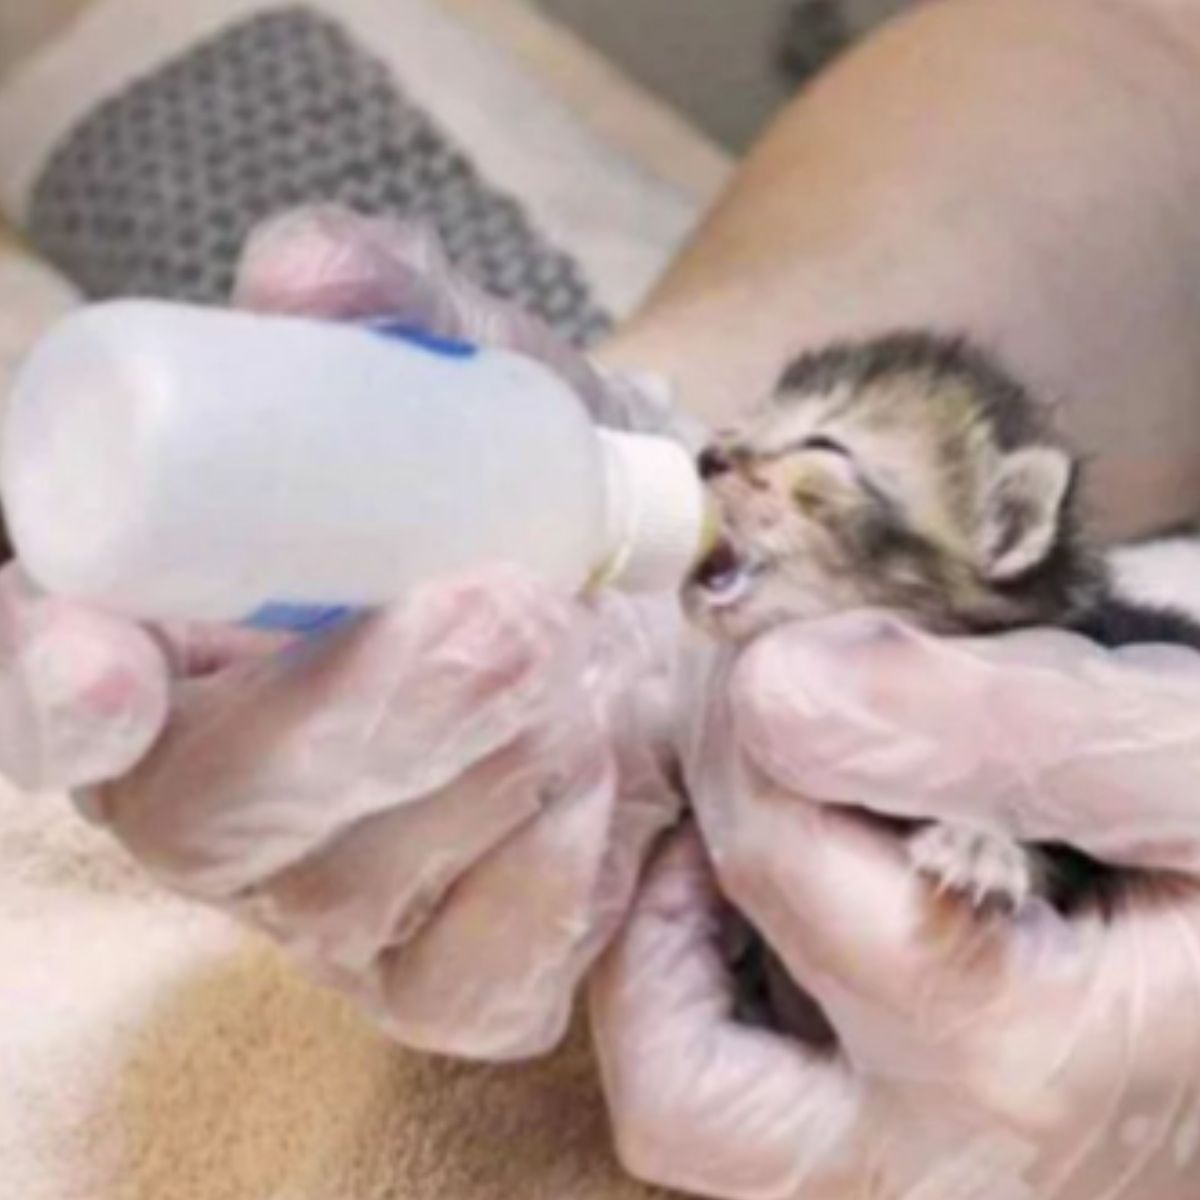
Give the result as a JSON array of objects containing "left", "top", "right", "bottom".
[{"left": 0, "top": 781, "right": 667, "bottom": 1198}]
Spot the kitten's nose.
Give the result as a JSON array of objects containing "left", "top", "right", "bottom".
[{"left": 698, "top": 444, "right": 735, "bottom": 479}]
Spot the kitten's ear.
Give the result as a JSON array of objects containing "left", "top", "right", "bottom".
[{"left": 979, "top": 445, "right": 1074, "bottom": 581}]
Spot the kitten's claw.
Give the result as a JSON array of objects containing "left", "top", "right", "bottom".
[{"left": 908, "top": 824, "right": 1040, "bottom": 911}]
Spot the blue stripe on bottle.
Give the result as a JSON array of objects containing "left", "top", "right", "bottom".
[
  {"left": 366, "top": 319, "right": 478, "bottom": 358},
  {"left": 245, "top": 603, "right": 356, "bottom": 634}
]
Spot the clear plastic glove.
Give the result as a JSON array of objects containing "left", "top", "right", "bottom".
[
  {"left": 0, "top": 205, "right": 683, "bottom": 1060},
  {"left": 591, "top": 615, "right": 1200, "bottom": 1200}
]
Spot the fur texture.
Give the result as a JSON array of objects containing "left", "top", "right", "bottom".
[{"left": 688, "top": 332, "right": 1200, "bottom": 916}]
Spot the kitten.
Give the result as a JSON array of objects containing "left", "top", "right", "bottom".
[{"left": 684, "top": 331, "right": 1200, "bottom": 909}]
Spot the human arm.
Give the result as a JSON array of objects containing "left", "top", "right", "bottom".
[{"left": 602, "top": 0, "right": 1200, "bottom": 540}]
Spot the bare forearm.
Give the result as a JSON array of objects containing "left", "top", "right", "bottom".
[{"left": 601, "top": 0, "right": 1200, "bottom": 540}]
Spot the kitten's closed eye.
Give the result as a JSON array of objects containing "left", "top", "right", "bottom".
[{"left": 798, "top": 435, "right": 850, "bottom": 456}]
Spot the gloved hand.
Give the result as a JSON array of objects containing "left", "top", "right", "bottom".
[
  {"left": 591, "top": 614, "right": 1200, "bottom": 1200},
  {"left": 0, "top": 205, "right": 684, "bottom": 1060}
]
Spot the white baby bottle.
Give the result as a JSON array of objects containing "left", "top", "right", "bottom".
[{"left": 1, "top": 300, "right": 709, "bottom": 630}]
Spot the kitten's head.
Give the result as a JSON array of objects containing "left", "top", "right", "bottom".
[{"left": 684, "top": 334, "right": 1104, "bottom": 642}]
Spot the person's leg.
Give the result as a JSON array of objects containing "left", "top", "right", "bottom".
[{"left": 601, "top": 0, "right": 1200, "bottom": 541}]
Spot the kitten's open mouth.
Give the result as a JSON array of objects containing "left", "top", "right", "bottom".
[{"left": 690, "top": 537, "right": 760, "bottom": 607}]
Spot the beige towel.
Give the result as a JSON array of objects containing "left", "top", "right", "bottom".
[{"left": 0, "top": 783, "right": 670, "bottom": 1200}]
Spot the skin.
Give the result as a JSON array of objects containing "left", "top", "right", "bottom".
[{"left": 599, "top": 0, "right": 1200, "bottom": 543}]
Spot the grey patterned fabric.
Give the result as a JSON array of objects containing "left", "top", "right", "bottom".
[{"left": 27, "top": 7, "right": 610, "bottom": 345}]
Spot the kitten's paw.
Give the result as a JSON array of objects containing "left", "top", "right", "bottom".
[{"left": 908, "top": 824, "right": 1041, "bottom": 911}]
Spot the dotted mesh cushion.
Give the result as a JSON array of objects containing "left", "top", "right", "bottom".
[{"left": 27, "top": 6, "right": 611, "bottom": 345}]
